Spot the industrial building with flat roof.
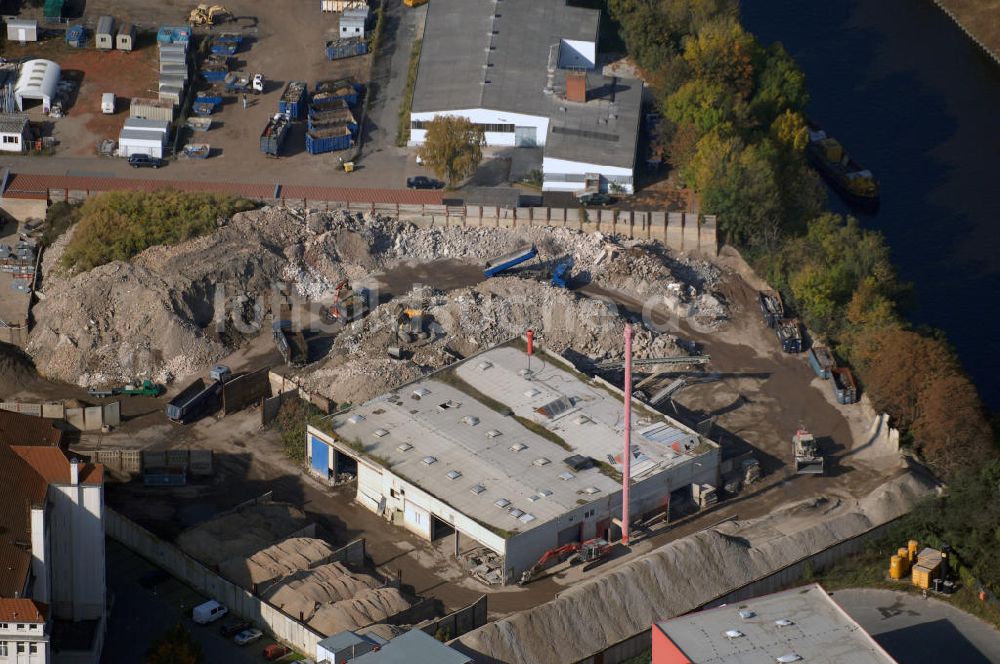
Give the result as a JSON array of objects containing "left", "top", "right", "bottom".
[
  {"left": 408, "top": 0, "right": 643, "bottom": 194},
  {"left": 307, "top": 339, "right": 719, "bottom": 585},
  {"left": 652, "top": 584, "right": 896, "bottom": 664}
]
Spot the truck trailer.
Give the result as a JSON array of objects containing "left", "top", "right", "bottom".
[
  {"left": 165, "top": 378, "right": 221, "bottom": 423},
  {"left": 272, "top": 320, "right": 308, "bottom": 366},
  {"left": 484, "top": 245, "right": 538, "bottom": 277},
  {"left": 260, "top": 114, "right": 290, "bottom": 156},
  {"left": 807, "top": 346, "right": 836, "bottom": 379},
  {"left": 775, "top": 318, "right": 803, "bottom": 353}
]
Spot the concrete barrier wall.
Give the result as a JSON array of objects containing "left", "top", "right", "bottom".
[
  {"left": 105, "top": 509, "right": 326, "bottom": 655},
  {"left": 0, "top": 401, "right": 120, "bottom": 430},
  {"left": 422, "top": 595, "right": 488, "bottom": 641},
  {"left": 222, "top": 367, "right": 272, "bottom": 415}
]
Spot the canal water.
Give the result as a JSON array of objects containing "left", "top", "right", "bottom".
[{"left": 743, "top": 0, "right": 1000, "bottom": 410}]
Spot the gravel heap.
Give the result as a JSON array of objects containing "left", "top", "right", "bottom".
[
  {"left": 307, "top": 587, "right": 412, "bottom": 637},
  {"left": 263, "top": 561, "right": 381, "bottom": 616},
  {"left": 219, "top": 537, "right": 337, "bottom": 591}
]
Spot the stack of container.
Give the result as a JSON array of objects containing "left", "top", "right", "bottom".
[
  {"left": 305, "top": 99, "right": 357, "bottom": 155},
  {"left": 157, "top": 29, "right": 190, "bottom": 106},
  {"left": 311, "top": 78, "right": 362, "bottom": 108},
  {"left": 278, "top": 81, "right": 308, "bottom": 120},
  {"left": 200, "top": 54, "right": 230, "bottom": 83},
  {"left": 2, "top": 240, "right": 37, "bottom": 293},
  {"left": 210, "top": 33, "right": 243, "bottom": 56}
]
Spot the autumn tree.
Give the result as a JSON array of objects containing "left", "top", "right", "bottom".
[
  {"left": 416, "top": 116, "right": 486, "bottom": 188},
  {"left": 146, "top": 624, "right": 201, "bottom": 664},
  {"left": 749, "top": 43, "right": 809, "bottom": 124},
  {"left": 681, "top": 18, "right": 757, "bottom": 99},
  {"left": 912, "top": 375, "right": 995, "bottom": 479}
]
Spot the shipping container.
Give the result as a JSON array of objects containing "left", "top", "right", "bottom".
[
  {"left": 65, "top": 24, "right": 86, "bottom": 48},
  {"left": 157, "top": 25, "right": 192, "bottom": 44},
  {"left": 758, "top": 290, "right": 784, "bottom": 328},
  {"left": 95, "top": 16, "right": 115, "bottom": 50},
  {"left": 807, "top": 346, "right": 836, "bottom": 379},
  {"left": 210, "top": 33, "right": 243, "bottom": 55},
  {"left": 159, "top": 50, "right": 187, "bottom": 65},
  {"left": 201, "top": 66, "right": 228, "bottom": 83},
  {"left": 775, "top": 318, "right": 802, "bottom": 353},
  {"left": 158, "top": 41, "right": 188, "bottom": 56},
  {"left": 831, "top": 367, "right": 859, "bottom": 404},
  {"left": 305, "top": 125, "right": 353, "bottom": 154},
  {"left": 116, "top": 22, "right": 136, "bottom": 51},
  {"left": 7, "top": 19, "right": 38, "bottom": 43},
  {"left": 307, "top": 106, "right": 357, "bottom": 134},
  {"left": 158, "top": 85, "right": 183, "bottom": 106},
  {"left": 325, "top": 36, "right": 369, "bottom": 60},
  {"left": 143, "top": 467, "right": 186, "bottom": 487},
  {"left": 312, "top": 79, "right": 361, "bottom": 107},
  {"left": 130, "top": 97, "right": 174, "bottom": 122},
  {"left": 260, "top": 114, "right": 290, "bottom": 156},
  {"left": 279, "top": 81, "right": 308, "bottom": 119}
]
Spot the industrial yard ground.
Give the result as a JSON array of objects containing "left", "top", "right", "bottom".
[
  {"left": 7, "top": 0, "right": 435, "bottom": 189},
  {"left": 5, "top": 206, "right": 907, "bottom": 619}
]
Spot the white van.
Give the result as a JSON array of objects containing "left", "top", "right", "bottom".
[
  {"left": 192, "top": 600, "right": 228, "bottom": 624},
  {"left": 101, "top": 93, "right": 115, "bottom": 114}
]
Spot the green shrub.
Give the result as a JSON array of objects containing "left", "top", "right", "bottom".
[
  {"left": 60, "top": 191, "right": 255, "bottom": 272},
  {"left": 395, "top": 38, "right": 423, "bottom": 147},
  {"left": 43, "top": 201, "right": 82, "bottom": 246}
]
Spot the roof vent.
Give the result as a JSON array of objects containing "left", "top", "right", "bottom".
[
  {"left": 558, "top": 471, "right": 575, "bottom": 481},
  {"left": 446, "top": 470, "right": 463, "bottom": 480},
  {"left": 738, "top": 609, "right": 756, "bottom": 620},
  {"left": 776, "top": 655, "right": 802, "bottom": 663},
  {"left": 524, "top": 388, "right": 541, "bottom": 398},
  {"left": 487, "top": 429, "right": 503, "bottom": 438},
  {"left": 510, "top": 443, "right": 527, "bottom": 452},
  {"left": 373, "top": 429, "right": 389, "bottom": 438},
  {"left": 509, "top": 508, "right": 525, "bottom": 518},
  {"left": 575, "top": 415, "right": 592, "bottom": 425},
  {"left": 348, "top": 414, "right": 365, "bottom": 424},
  {"left": 413, "top": 387, "right": 431, "bottom": 398},
  {"left": 583, "top": 486, "right": 600, "bottom": 495},
  {"left": 537, "top": 489, "right": 553, "bottom": 498},
  {"left": 397, "top": 443, "right": 413, "bottom": 452},
  {"left": 477, "top": 361, "right": 493, "bottom": 371},
  {"left": 519, "top": 513, "right": 536, "bottom": 524},
  {"left": 775, "top": 618, "right": 794, "bottom": 627},
  {"left": 462, "top": 415, "right": 480, "bottom": 426},
  {"left": 724, "top": 630, "right": 744, "bottom": 639},
  {"left": 422, "top": 456, "right": 437, "bottom": 465},
  {"left": 471, "top": 484, "right": 486, "bottom": 495},
  {"left": 533, "top": 457, "right": 551, "bottom": 466},
  {"left": 494, "top": 498, "right": 511, "bottom": 508}
]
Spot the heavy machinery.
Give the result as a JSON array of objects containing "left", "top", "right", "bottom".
[
  {"left": 519, "top": 538, "right": 611, "bottom": 585},
  {"left": 189, "top": 4, "right": 230, "bottom": 26},
  {"left": 88, "top": 379, "right": 165, "bottom": 398},
  {"left": 403, "top": 0, "right": 429, "bottom": 6},
  {"left": 396, "top": 308, "right": 433, "bottom": 345},
  {"left": 793, "top": 428, "right": 824, "bottom": 474},
  {"left": 322, "top": 279, "right": 370, "bottom": 323}
]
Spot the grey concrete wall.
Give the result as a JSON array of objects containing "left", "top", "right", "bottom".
[
  {"left": 222, "top": 368, "right": 271, "bottom": 415},
  {"left": 424, "top": 595, "right": 488, "bottom": 641},
  {"left": 105, "top": 509, "right": 325, "bottom": 655},
  {"left": 0, "top": 401, "right": 120, "bottom": 431}
]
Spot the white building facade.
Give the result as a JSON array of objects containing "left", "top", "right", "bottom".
[{"left": 0, "top": 601, "right": 48, "bottom": 664}]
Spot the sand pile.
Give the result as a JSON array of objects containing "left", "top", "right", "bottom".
[
  {"left": 220, "top": 537, "right": 337, "bottom": 590},
  {"left": 263, "top": 561, "right": 381, "bottom": 617},
  {"left": 176, "top": 502, "right": 312, "bottom": 567},
  {"left": 307, "top": 587, "right": 412, "bottom": 637},
  {"left": 454, "top": 470, "right": 938, "bottom": 664}
]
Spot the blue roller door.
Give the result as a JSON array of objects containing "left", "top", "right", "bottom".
[{"left": 311, "top": 436, "right": 329, "bottom": 475}]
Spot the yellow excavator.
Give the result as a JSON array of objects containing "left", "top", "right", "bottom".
[{"left": 189, "top": 4, "right": 230, "bottom": 26}]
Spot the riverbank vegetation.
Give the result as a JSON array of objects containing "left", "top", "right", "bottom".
[{"left": 608, "top": 0, "right": 997, "bottom": 592}]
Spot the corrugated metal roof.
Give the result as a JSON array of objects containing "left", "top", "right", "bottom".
[{"left": 0, "top": 113, "right": 28, "bottom": 135}]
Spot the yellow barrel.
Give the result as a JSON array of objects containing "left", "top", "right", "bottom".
[
  {"left": 890, "top": 555, "right": 904, "bottom": 580},
  {"left": 908, "top": 540, "right": 919, "bottom": 562},
  {"left": 898, "top": 548, "right": 910, "bottom": 572}
]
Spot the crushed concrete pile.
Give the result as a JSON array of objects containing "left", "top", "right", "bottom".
[
  {"left": 307, "top": 587, "right": 412, "bottom": 637},
  {"left": 0, "top": 344, "right": 37, "bottom": 396},
  {"left": 453, "top": 470, "right": 937, "bottom": 664},
  {"left": 27, "top": 207, "right": 309, "bottom": 386},
  {"left": 264, "top": 561, "right": 381, "bottom": 618},
  {"left": 176, "top": 502, "right": 313, "bottom": 568},
  {"left": 219, "top": 537, "right": 337, "bottom": 590}
]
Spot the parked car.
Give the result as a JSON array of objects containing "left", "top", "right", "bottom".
[
  {"left": 128, "top": 154, "right": 164, "bottom": 169},
  {"left": 406, "top": 176, "right": 443, "bottom": 190},
  {"left": 192, "top": 600, "right": 228, "bottom": 624},
  {"left": 233, "top": 628, "right": 263, "bottom": 646},
  {"left": 219, "top": 619, "right": 253, "bottom": 637},
  {"left": 263, "top": 644, "right": 292, "bottom": 660},
  {"left": 577, "top": 192, "right": 617, "bottom": 206},
  {"left": 138, "top": 569, "right": 169, "bottom": 589}
]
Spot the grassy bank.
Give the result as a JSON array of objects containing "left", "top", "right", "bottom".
[{"left": 395, "top": 38, "right": 422, "bottom": 147}]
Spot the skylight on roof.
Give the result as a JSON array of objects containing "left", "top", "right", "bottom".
[
  {"left": 575, "top": 415, "right": 592, "bottom": 425},
  {"left": 524, "top": 388, "right": 541, "bottom": 398},
  {"left": 509, "top": 508, "right": 525, "bottom": 518},
  {"left": 486, "top": 430, "right": 503, "bottom": 438},
  {"left": 422, "top": 456, "right": 437, "bottom": 465},
  {"left": 397, "top": 443, "right": 413, "bottom": 452},
  {"left": 724, "top": 630, "right": 744, "bottom": 639},
  {"left": 558, "top": 471, "right": 575, "bottom": 481},
  {"left": 373, "top": 429, "right": 389, "bottom": 438},
  {"left": 774, "top": 619, "right": 794, "bottom": 627},
  {"left": 537, "top": 489, "right": 553, "bottom": 498},
  {"left": 471, "top": 484, "right": 486, "bottom": 495},
  {"left": 462, "top": 416, "right": 480, "bottom": 426},
  {"left": 413, "top": 387, "right": 431, "bottom": 398},
  {"left": 518, "top": 513, "right": 536, "bottom": 524},
  {"left": 583, "top": 486, "right": 600, "bottom": 494},
  {"left": 446, "top": 470, "right": 462, "bottom": 480},
  {"left": 494, "top": 498, "right": 511, "bottom": 508},
  {"left": 509, "top": 443, "right": 527, "bottom": 452},
  {"left": 477, "top": 361, "right": 493, "bottom": 371},
  {"left": 348, "top": 414, "right": 365, "bottom": 424},
  {"left": 533, "top": 457, "right": 550, "bottom": 466}
]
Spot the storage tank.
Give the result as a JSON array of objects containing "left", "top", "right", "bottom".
[
  {"left": 889, "top": 555, "right": 904, "bottom": 580},
  {"left": 908, "top": 540, "right": 919, "bottom": 562}
]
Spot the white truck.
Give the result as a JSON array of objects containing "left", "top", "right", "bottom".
[
  {"left": 192, "top": 600, "right": 228, "bottom": 624},
  {"left": 101, "top": 93, "right": 115, "bottom": 114}
]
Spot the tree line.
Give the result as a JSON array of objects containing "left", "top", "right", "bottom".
[{"left": 607, "top": 0, "right": 995, "bottom": 479}]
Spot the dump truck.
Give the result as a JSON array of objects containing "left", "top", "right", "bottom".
[
  {"left": 793, "top": 428, "right": 823, "bottom": 474},
  {"left": 775, "top": 318, "right": 803, "bottom": 353},
  {"left": 272, "top": 320, "right": 308, "bottom": 367},
  {"left": 831, "top": 367, "right": 858, "bottom": 404},
  {"left": 758, "top": 290, "right": 784, "bottom": 328},
  {"left": 260, "top": 114, "right": 290, "bottom": 156},
  {"left": 166, "top": 378, "right": 222, "bottom": 424},
  {"left": 807, "top": 346, "right": 836, "bottom": 379},
  {"left": 484, "top": 245, "right": 538, "bottom": 277}
]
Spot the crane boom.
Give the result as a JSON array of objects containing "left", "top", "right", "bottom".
[{"left": 594, "top": 355, "right": 710, "bottom": 370}]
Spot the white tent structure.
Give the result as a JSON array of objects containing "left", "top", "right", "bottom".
[{"left": 14, "top": 60, "right": 61, "bottom": 113}]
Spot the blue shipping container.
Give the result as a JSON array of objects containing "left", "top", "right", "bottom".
[
  {"left": 201, "top": 69, "right": 228, "bottom": 83},
  {"left": 305, "top": 129, "right": 352, "bottom": 155},
  {"left": 279, "top": 81, "right": 308, "bottom": 119},
  {"left": 325, "top": 37, "right": 369, "bottom": 61}
]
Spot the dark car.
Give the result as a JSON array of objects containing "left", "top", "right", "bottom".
[
  {"left": 577, "top": 192, "right": 617, "bottom": 206},
  {"left": 406, "top": 176, "right": 443, "bottom": 190},
  {"left": 219, "top": 619, "right": 253, "bottom": 637},
  {"left": 129, "top": 154, "right": 163, "bottom": 169},
  {"left": 138, "top": 569, "right": 170, "bottom": 589}
]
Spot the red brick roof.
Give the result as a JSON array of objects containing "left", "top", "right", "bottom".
[
  {"left": 0, "top": 598, "right": 47, "bottom": 623},
  {"left": 4, "top": 173, "right": 445, "bottom": 205},
  {"left": 0, "top": 445, "right": 48, "bottom": 598},
  {"left": 0, "top": 410, "right": 64, "bottom": 448},
  {"left": 9, "top": 446, "right": 103, "bottom": 486}
]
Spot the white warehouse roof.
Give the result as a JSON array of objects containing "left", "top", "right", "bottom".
[{"left": 14, "top": 59, "right": 60, "bottom": 112}]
